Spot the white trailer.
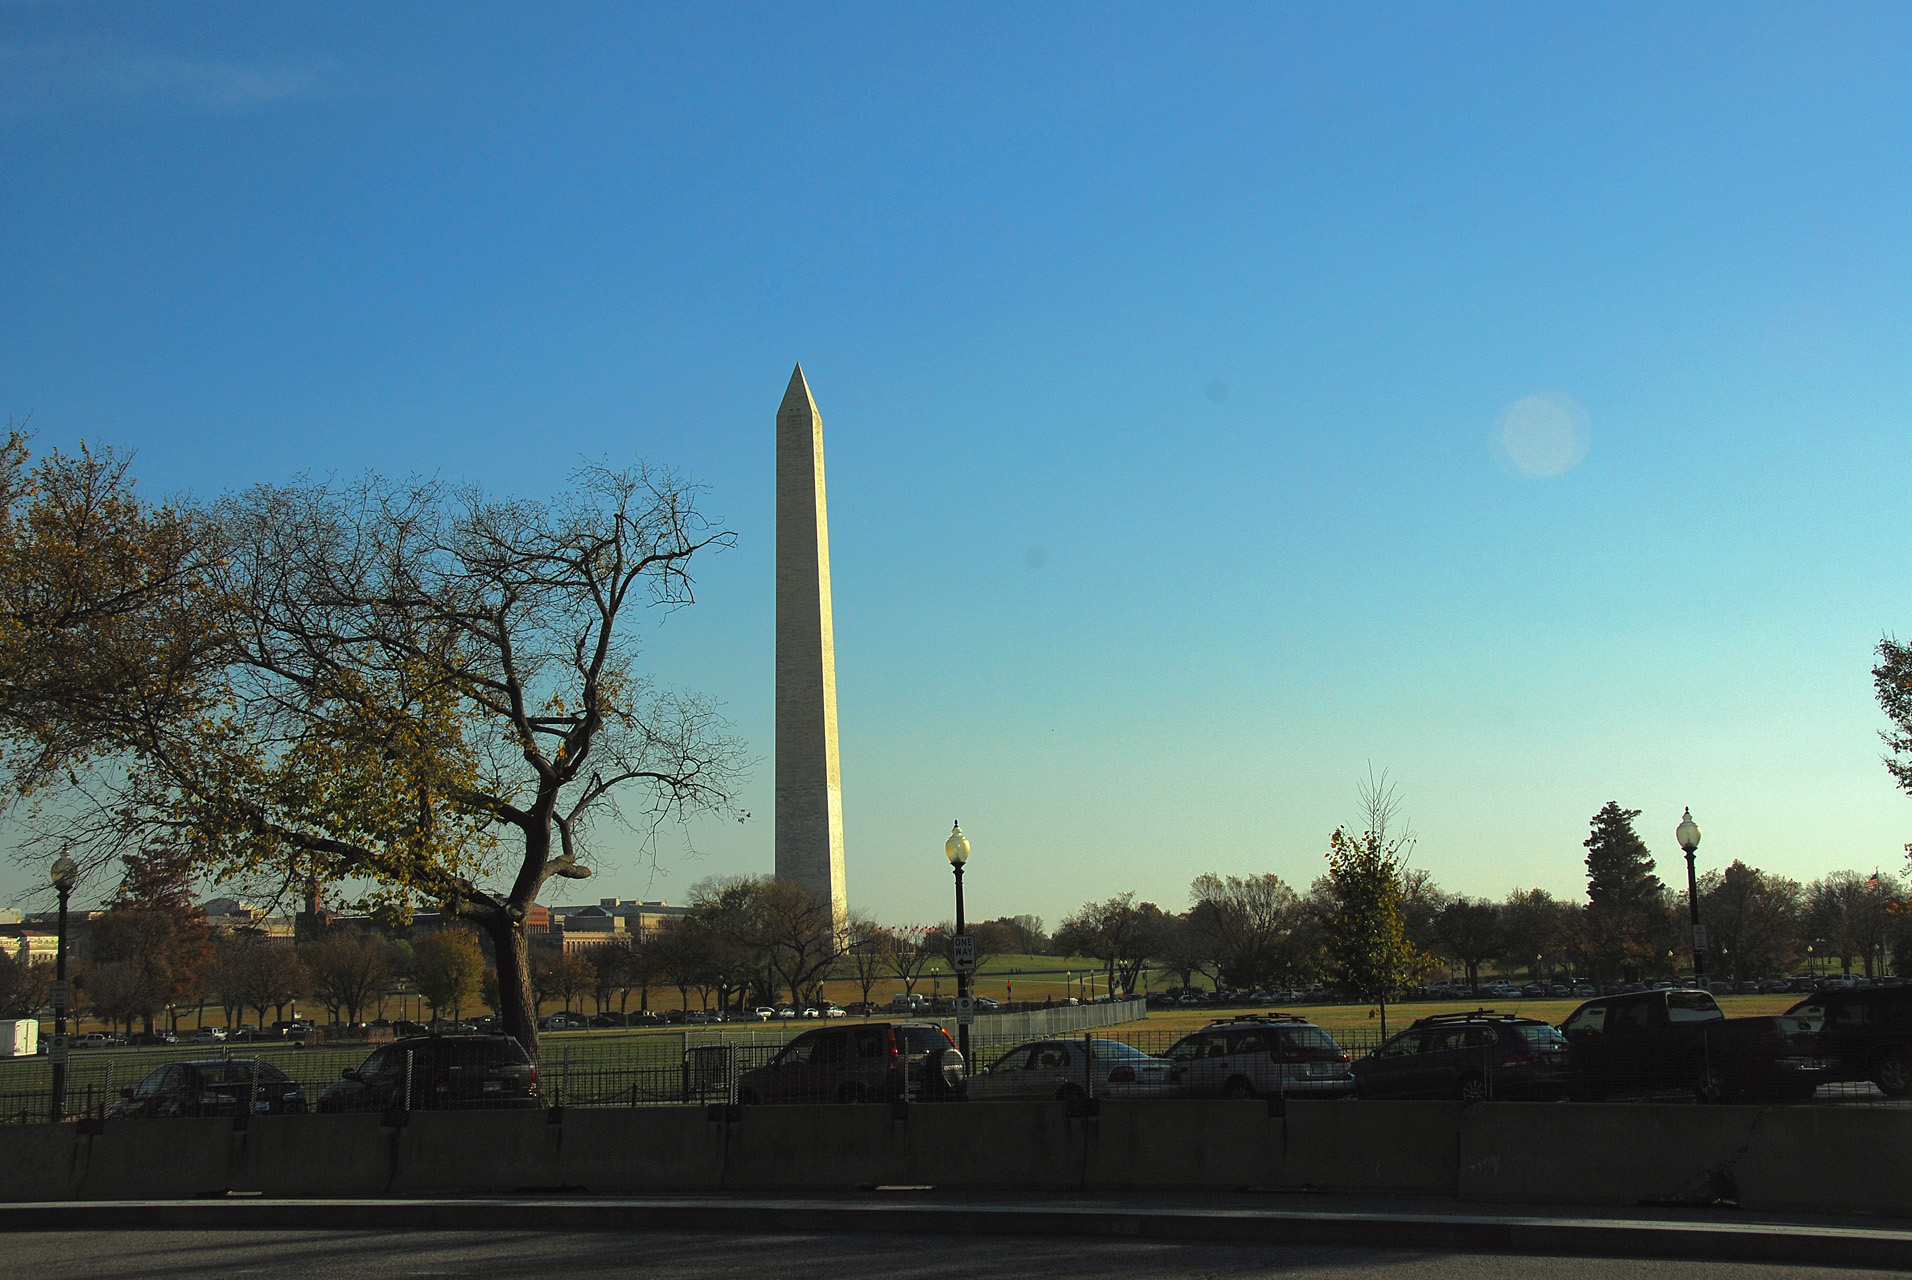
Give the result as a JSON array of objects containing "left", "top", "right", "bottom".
[{"left": 0, "top": 1019, "right": 39, "bottom": 1058}]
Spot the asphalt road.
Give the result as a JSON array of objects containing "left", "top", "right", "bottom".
[{"left": 7, "top": 1230, "right": 1906, "bottom": 1280}]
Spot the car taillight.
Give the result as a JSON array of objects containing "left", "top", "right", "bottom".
[
  {"left": 1107, "top": 1066, "right": 1136, "bottom": 1083},
  {"left": 1336, "top": 1053, "right": 1350, "bottom": 1064},
  {"left": 527, "top": 1067, "right": 539, "bottom": 1093}
]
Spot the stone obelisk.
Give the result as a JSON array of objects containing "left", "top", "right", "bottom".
[{"left": 776, "top": 364, "right": 848, "bottom": 935}]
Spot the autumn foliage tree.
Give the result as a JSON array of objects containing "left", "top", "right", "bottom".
[
  {"left": 0, "top": 433, "right": 226, "bottom": 802},
  {"left": 413, "top": 928, "right": 485, "bottom": 1021},
  {"left": 86, "top": 464, "right": 745, "bottom": 1055},
  {"left": 82, "top": 851, "right": 213, "bottom": 1034},
  {"left": 1320, "top": 772, "right": 1429, "bottom": 1038}
]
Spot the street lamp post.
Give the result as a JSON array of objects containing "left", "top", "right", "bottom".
[
  {"left": 944, "top": 820, "right": 971, "bottom": 1068},
  {"left": 1677, "top": 807, "right": 1706, "bottom": 988},
  {"left": 48, "top": 850, "right": 78, "bottom": 1123}
]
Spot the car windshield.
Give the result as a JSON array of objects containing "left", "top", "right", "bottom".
[
  {"left": 202, "top": 1060, "right": 288, "bottom": 1084},
  {"left": 1666, "top": 992, "right": 1724, "bottom": 1022},
  {"left": 1088, "top": 1039, "right": 1151, "bottom": 1060},
  {"left": 1278, "top": 1026, "right": 1341, "bottom": 1054}
]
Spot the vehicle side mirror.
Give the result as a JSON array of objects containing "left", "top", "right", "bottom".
[{"left": 341, "top": 1067, "right": 359, "bottom": 1080}]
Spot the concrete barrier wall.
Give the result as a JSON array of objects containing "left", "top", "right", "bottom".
[
  {"left": 1733, "top": 1107, "right": 1912, "bottom": 1217},
  {"left": 2, "top": 1100, "right": 1909, "bottom": 1217},
  {"left": 233, "top": 1113, "right": 394, "bottom": 1197},
  {"left": 1459, "top": 1103, "right": 1763, "bottom": 1205},
  {"left": 0, "top": 1122, "right": 80, "bottom": 1202},
  {"left": 1283, "top": 1101, "right": 1460, "bottom": 1195},
  {"left": 1087, "top": 1100, "right": 1276, "bottom": 1191},
  {"left": 557, "top": 1106, "right": 726, "bottom": 1193},
  {"left": 77, "top": 1116, "right": 237, "bottom": 1201}
]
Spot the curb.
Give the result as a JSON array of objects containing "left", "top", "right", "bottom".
[{"left": 2, "top": 1197, "right": 1908, "bottom": 1268}]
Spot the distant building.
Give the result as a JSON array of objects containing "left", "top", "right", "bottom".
[
  {"left": 202, "top": 898, "right": 295, "bottom": 943},
  {"left": 546, "top": 898, "right": 689, "bottom": 950},
  {"left": 0, "top": 929, "right": 57, "bottom": 965}
]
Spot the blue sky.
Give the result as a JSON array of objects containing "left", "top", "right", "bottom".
[{"left": 4, "top": 4, "right": 1911, "bottom": 925}]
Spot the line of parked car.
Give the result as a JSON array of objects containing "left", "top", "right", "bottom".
[{"left": 92, "top": 983, "right": 1912, "bottom": 1120}]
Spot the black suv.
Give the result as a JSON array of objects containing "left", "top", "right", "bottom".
[
  {"left": 1786, "top": 986, "right": 1911, "bottom": 1096},
  {"left": 1352, "top": 1011, "right": 1570, "bottom": 1102},
  {"left": 1560, "top": 988, "right": 1832, "bottom": 1103},
  {"left": 317, "top": 1034, "right": 541, "bottom": 1112},
  {"left": 734, "top": 1022, "right": 964, "bottom": 1104}
]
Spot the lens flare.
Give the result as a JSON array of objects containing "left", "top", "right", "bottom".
[{"left": 1497, "top": 393, "right": 1589, "bottom": 477}]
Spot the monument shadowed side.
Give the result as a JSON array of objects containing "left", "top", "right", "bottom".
[{"left": 775, "top": 364, "right": 848, "bottom": 935}]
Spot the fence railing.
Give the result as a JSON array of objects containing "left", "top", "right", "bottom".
[{"left": 4, "top": 1002, "right": 1902, "bottom": 1120}]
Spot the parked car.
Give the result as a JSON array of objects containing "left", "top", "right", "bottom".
[
  {"left": 1560, "top": 988, "right": 1834, "bottom": 1102},
  {"left": 541, "top": 1012, "right": 589, "bottom": 1031},
  {"left": 187, "top": 1027, "right": 227, "bottom": 1043},
  {"left": 1158, "top": 1014, "right": 1357, "bottom": 1100},
  {"left": 1786, "top": 986, "right": 1912, "bottom": 1096},
  {"left": 73, "top": 1033, "right": 114, "bottom": 1049},
  {"left": 970, "top": 1036, "right": 1173, "bottom": 1101},
  {"left": 734, "top": 1022, "right": 964, "bottom": 1105},
  {"left": 108, "top": 1058, "right": 305, "bottom": 1119},
  {"left": 1352, "top": 1011, "right": 1571, "bottom": 1102},
  {"left": 318, "top": 1034, "right": 541, "bottom": 1112}
]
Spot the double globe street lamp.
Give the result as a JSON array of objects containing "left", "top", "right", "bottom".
[{"left": 1677, "top": 807, "right": 1706, "bottom": 987}]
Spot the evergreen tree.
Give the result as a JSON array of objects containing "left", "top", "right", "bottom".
[{"left": 1582, "top": 801, "right": 1672, "bottom": 982}]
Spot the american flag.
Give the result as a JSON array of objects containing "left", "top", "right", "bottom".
[{"left": 1868, "top": 870, "right": 1883, "bottom": 888}]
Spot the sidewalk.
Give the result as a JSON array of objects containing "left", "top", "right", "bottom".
[{"left": 3, "top": 1190, "right": 1908, "bottom": 1268}]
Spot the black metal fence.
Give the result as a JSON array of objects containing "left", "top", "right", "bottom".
[{"left": 2, "top": 1014, "right": 1902, "bottom": 1122}]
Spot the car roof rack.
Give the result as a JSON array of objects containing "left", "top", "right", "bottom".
[
  {"left": 1409, "top": 1008, "right": 1532, "bottom": 1025},
  {"left": 1207, "top": 1012, "right": 1310, "bottom": 1026}
]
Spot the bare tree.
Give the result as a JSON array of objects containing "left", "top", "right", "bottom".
[
  {"left": 78, "top": 465, "right": 747, "bottom": 1055},
  {"left": 882, "top": 926, "right": 938, "bottom": 999},
  {"left": 843, "top": 915, "right": 893, "bottom": 1009}
]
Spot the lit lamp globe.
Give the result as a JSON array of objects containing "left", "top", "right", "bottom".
[
  {"left": 49, "top": 852, "right": 78, "bottom": 894},
  {"left": 945, "top": 821, "right": 970, "bottom": 866},
  {"left": 1676, "top": 808, "right": 1701, "bottom": 855}
]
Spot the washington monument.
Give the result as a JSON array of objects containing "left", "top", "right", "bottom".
[{"left": 776, "top": 364, "right": 848, "bottom": 934}]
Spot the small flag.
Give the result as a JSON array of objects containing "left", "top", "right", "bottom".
[{"left": 1868, "top": 870, "right": 1883, "bottom": 888}]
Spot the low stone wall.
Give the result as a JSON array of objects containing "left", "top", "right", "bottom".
[{"left": 0, "top": 1100, "right": 1905, "bottom": 1218}]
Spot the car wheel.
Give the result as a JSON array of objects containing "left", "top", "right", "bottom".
[
  {"left": 1223, "top": 1076, "right": 1256, "bottom": 1100},
  {"left": 1876, "top": 1058, "right": 1910, "bottom": 1098},
  {"left": 1457, "top": 1072, "right": 1487, "bottom": 1103}
]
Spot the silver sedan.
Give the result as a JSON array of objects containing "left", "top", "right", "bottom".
[{"left": 968, "top": 1037, "right": 1174, "bottom": 1101}]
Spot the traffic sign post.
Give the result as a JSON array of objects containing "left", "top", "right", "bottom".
[
  {"left": 48, "top": 1035, "right": 69, "bottom": 1065},
  {"left": 955, "top": 996, "right": 975, "bottom": 1026},
  {"left": 951, "top": 933, "right": 978, "bottom": 973}
]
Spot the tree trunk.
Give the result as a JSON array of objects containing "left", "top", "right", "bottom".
[{"left": 485, "top": 915, "right": 538, "bottom": 1057}]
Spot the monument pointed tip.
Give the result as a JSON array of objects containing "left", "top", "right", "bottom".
[{"left": 779, "top": 362, "right": 819, "bottom": 420}]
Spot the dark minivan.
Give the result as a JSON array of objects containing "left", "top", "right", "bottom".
[
  {"left": 1353, "top": 1011, "right": 1570, "bottom": 1102},
  {"left": 1560, "top": 988, "right": 1832, "bottom": 1102},
  {"left": 317, "top": 1034, "right": 541, "bottom": 1112},
  {"left": 734, "top": 1022, "right": 964, "bottom": 1104}
]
